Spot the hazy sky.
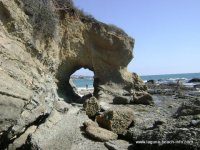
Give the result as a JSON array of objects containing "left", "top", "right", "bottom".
[{"left": 73, "top": 0, "right": 200, "bottom": 76}]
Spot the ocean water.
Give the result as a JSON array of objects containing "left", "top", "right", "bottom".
[
  {"left": 72, "top": 73, "right": 200, "bottom": 88},
  {"left": 72, "top": 78, "right": 94, "bottom": 88},
  {"left": 141, "top": 72, "right": 200, "bottom": 81}
]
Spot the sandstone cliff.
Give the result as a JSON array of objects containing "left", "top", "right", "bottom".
[{"left": 0, "top": 0, "right": 150, "bottom": 149}]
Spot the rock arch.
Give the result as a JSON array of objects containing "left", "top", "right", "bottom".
[
  {"left": 0, "top": 1, "right": 152, "bottom": 148},
  {"left": 55, "top": 22, "right": 137, "bottom": 102},
  {"left": 56, "top": 63, "right": 95, "bottom": 101}
]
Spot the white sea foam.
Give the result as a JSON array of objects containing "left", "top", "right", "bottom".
[
  {"left": 77, "top": 87, "right": 94, "bottom": 97},
  {"left": 155, "top": 77, "right": 190, "bottom": 85},
  {"left": 143, "top": 80, "right": 147, "bottom": 83},
  {"left": 77, "top": 87, "right": 94, "bottom": 91}
]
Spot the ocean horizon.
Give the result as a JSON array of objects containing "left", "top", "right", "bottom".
[
  {"left": 72, "top": 72, "right": 200, "bottom": 88},
  {"left": 140, "top": 72, "right": 200, "bottom": 81}
]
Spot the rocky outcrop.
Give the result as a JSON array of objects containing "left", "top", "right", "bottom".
[{"left": 0, "top": 0, "right": 149, "bottom": 149}]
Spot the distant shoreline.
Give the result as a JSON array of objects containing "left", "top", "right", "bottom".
[
  {"left": 71, "top": 72, "right": 200, "bottom": 79},
  {"left": 141, "top": 72, "right": 200, "bottom": 77},
  {"left": 72, "top": 72, "right": 200, "bottom": 88}
]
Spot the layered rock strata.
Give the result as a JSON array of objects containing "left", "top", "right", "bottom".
[{"left": 0, "top": 0, "right": 149, "bottom": 149}]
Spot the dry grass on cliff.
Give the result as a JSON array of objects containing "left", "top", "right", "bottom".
[
  {"left": 21, "top": 0, "right": 95, "bottom": 38},
  {"left": 23, "top": 0, "right": 127, "bottom": 38},
  {"left": 53, "top": 0, "right": 95, "bottom": 21}
]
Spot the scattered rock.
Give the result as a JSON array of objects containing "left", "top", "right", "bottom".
[
  {"left": 188, "top": 91, "right": 200, "bottom": 96},
  {"left": 104, "top": 140, "right": 133, "bottom": 150},
  {"left": 113, "top": 96, "right": 131, "bottom": 104},
  {"left": 129, "top": 127, "right": 200, "bottom": 149},
  {"left": 193, "top": 115, "right": 200, "bottom": 120},
  {"left": 133, "top": 92, "right": 154, "bottom": 105},
  {"left": 175, "top": 98, "right": 200, "bottom": 117},
  {"left": 153, "top": 119, "right": 166, "bottom": 128},
  {"left": 96, "top": 107, "right": 134, "bottom": 134},
  {"left": 85, "top": 126, "right": 118, "bottom": 142},
  {"left": 147, "top": 80, "right": 156, "bottom": 84},
  {"left": 132, "top": 73, "right": 147, "bottom": 91},
  {"left": 148, "top": 89, "right": 162, "bottom": 95},
  {"left": 168, "top": 104, "right": 174, "bottom": 108},
  {"left": 83, "top": 97, "right": 100, "bottom": 117},
  {"left": 194, "top": 84, "right": 200, "bottom": 88},
  {"left": 188, "top": 78, "right": 200, "bottom": 83},
  {"left": 77, "top": 93, "right": 93, "bottom": 104},
  {"left": 191, "top": 120, "right": 200, "bottom": 127},
  {"left": 125, "top": 127, "right": 143, "bottom": 141}
]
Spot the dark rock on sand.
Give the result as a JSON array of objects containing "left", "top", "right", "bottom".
[
  {"left": 76, "top": 93, "right": 93, "bottom": 104},
  {"left": 96, "top": 108, "right": 134, "bottom": 134},
  {"left": 147, "top": 80, "right": 156, "bottom": 84},
  {"left": 188, "top": 78, "right": 200, "bottom": 83}
]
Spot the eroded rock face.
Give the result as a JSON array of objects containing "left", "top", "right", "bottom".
[{"left": 0, "top": 0, "right": 148, "bottom": 148}]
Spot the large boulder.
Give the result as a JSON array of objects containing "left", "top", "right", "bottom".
[
  {"left": 83, "top": 96, "right": 100, "bottom": 117},
  {"left": 83, "top": 120, "right": 99, "bottom": 128},
  {"left": 85, "top": 126, "right": 118, "bottom": 142},
  {"left": 113, "top": 96, "right": 131, "bottom": 104},
  {"left": 96, "top": 108, "right": 134, "bottom": 134},
  {"left": 132, "top": 92, "right": 154, "bottom": 105}
]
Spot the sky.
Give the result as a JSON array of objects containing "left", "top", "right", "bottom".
[{"left": 73, "top": 0, "right": 200, "bottom": 76}]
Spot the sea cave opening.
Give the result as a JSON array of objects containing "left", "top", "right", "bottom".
[{"left": 70, "top": 68, "right": 94, "bottom": 97}]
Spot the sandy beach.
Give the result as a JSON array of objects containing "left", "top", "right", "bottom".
[{"left": 77, "top": 87, "right": 94, "bottom": 97}]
